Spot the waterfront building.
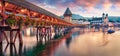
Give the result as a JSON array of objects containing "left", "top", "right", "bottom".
[
  {"left": 90, "top": 13, "right": 109, "bottom": 31},
  {"left": 90, "top": 13, "right": 105, "bottom": 26}
]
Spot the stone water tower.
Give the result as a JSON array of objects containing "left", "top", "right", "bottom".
[{"left": 63, "top": 8, "right": 72, "bottom": 22}]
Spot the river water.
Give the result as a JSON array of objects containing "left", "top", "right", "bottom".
[{"left": 1, "top": 28, "right": 120, "bottom": 56}]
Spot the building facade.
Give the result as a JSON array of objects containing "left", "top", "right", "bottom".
[
  {"left": 90, "top": 13, "right": 109, "bottom": 31},
  {"left": 90, "top": 13, "right": 108, "bottom": 26}
]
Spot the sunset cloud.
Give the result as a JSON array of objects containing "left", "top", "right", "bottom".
[
  {"left": 27, "top": 0, "right": 120, "bottom": 17},
  {"left": 102, "top": 0, "right": 112, "bottom": 10}
]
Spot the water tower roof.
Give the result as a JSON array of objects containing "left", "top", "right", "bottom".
[{"left": 64, "top": 8, "right": 72, "bottom": 16}]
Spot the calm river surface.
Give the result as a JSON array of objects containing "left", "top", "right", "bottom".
[{"left": 1, "top": 28, "right": 120, "bottom": 56}]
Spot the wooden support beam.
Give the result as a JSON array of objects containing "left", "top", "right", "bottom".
[
  {"left": 13, "top": 44, "right": 17, "bottom": 55},
  {"left": 0, "top": 42, "right": 3, "bottom": 55},
  {"left": 18, "top": 43, "right": 23, "bottom": 56},
  {"left": 0, "top": 30, "right": 2, "bottom": 43},
  {"left": 12, "top": 5, "right": 17, "bottom": 15},
  {"left": 39, "top": 14, "right": 45, "bottom": 21},
  {"left": 3, "top": 31, "right": 9, "bottom": 43},
  {"left": 36, "top": 27, "right": 38, "bottom": 41},
  {"left": 10, "top": 44, "right": 14, "bottom": 56},
  {"left": 38, "top": 28, "right": 42, "bottom": 41},
  {"left": 4, "top": 43, "right": 9, "bottom": 52},
  {"left": 13, "top": 31, "right": 18, "bottom": 43},
  {"left": 18, "top": 30, "right": 23, "bottom": 44},
  {"left": 10, "top": 30, "right": 13, "bottom": 43}
]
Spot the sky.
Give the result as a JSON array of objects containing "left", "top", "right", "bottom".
[{"left": 27, "top": 0, "right": 120, "bottom": 17}]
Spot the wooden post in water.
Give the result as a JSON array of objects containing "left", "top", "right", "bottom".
[
  {"left": 18, "top": 30, "right": 23, "bottom": 44},
  {"left": 3, "top": 31, "right": 9, "bottom": 43},
  {"left": 0, "top": 29, "right": 2, "bottom": 44},
  {"left": 10, "top": 44, "right": 14, "bottom": 56},
  {"left": 10, "top": 30, "right": 13, "bottom": 44},
  {"left": 36, "top": 27, "right": 39, "bottom": 41},
  {"left": 18, "top": 44, "right": 23, "bottom": 56},
  {"left": 50, "top": 26, "right": 52, "bottom": 40},
  {"left": 0, "top": 43, "right": 3, "bottom": 56},
  {"left": 44, "top": 24, "right": 47, "bottom": 42},
  {"left": 49, "top": 25, "right": 52, "bottom": 40},
  {"left": 13, "top": 31, "right": 18, "bottom": 43},
  {"left": 39, "top": 27, "right": 42, "bottom": 41}
]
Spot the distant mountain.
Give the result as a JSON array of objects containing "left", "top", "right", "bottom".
[
  {"left": 60, "top": 14, "right": 120, "bottom": 22},
  {"left": 84, "top": 16, "right": 120, "bottom": 22},
  {"left": 60, "top": 14, "right": 84, "bottom": 19},
  {"left": 72, "top": 14, "right": 84, "bottom": 19},
  {"left": 108, "top": 16, "right": 120, "bottom": 22}
]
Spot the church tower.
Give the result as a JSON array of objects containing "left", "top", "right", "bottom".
[
  {"left": 104, "top": 13, "right": 108, "bottom": 25},
  {"left": 63, "top": 8, "right": 72, "bottom": 22},
  {"left": 102, "top": 13, "right": 105, "bottom": 24},
  {"left": 102, "top": 13, "right": 105, "bottom": 19}
]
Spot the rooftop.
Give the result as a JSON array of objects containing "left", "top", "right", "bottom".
[{"left": 64, "top": 8, "right": 72, "bottom": 16}]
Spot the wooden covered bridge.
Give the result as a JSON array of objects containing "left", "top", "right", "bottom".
[{"left": 0, "top": 0, "right": 77, "bottom": 44}]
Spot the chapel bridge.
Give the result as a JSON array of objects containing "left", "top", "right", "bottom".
[{"left": 0, "top": 0, "right": 85, "bottom": 44}]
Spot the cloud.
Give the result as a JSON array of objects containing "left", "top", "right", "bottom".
[
  {"left": 102, "top": 0, "right": 112, "bottom": 10},
  {"left": 26, "top": 0, "right": 120, "bottom": 17},
  {"left": 27, "top": 0, "right": 100, "bottom": 9},
  {"left": 75, "top": 0, "right": 100, "bottom": 8}
]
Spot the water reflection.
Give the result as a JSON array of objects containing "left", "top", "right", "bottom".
[
  {"left": 71, "top": 31, "right": 80, "bottom": 38},
  {"left": 51, "top": 31, "right": 120, "bottom": 56},
  {"left": 37, "top": 31, "right": 72, "bottom": 56},
  {"left": 4, "top": 43, "right": 9, "bottom": 53},
  {"left": 101, "top": 32, "right": 108, "bottom": 46},
  {"left": 2, "top": 27, "right": 119, "bottom": 56},
  {"left": 66, "top": 37, "right": 72, "bottom": 48},
  {"left": 65, "top": 31, "right": 80, "bottom": 49},
  {"left": 18, "top": 44, "right": 23, "bottom": 56},
  {"left": 53, "top": 31, "right": 64, "bottom": 40},
  {"left": 0, "top": 43, "right": 23, "bottom": 56},
  {"left": 10, "top": 44, "right": 15, "bottom": 56}
]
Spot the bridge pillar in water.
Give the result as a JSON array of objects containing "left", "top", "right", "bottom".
[
  {"left": 13, "top": 29, "right": 23, "bottom": 44},
  {"left": 36, "top": 26, "right": 43, "bottom": 42},
  {"left": 37, "top": 25, "right": 47, "bottom": 42},
  {"left": 18, "top": 30, "right": 23, "bottom": 44},
  {"left": 0, "top": 26, "right": 9, "bottom": 44},
  {"left": 0, "top": 42, "right": 3, "bottom": 56},
  {"left": 10, "top": 30, "right": 13, "bottom": 43},
  {"left": 36, "top": 27, "right": 39, "bottom": 41},
  {"left": 53, "top": 25, "right": 57, "bottom": 34},
  {"left": 47, "top": 25, "right": 52, "bottom": 40},
  {"left": 0, "top": 29, "right": 2, "bottom": 44}
]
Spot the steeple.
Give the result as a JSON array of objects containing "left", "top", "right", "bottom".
[
  {"left": 102, "top": 13, "right": 105, "bottom": 17},
  {"left": 64, "top": 8, "right": 72, "bottom": 16},
  {"left": 106, "top": 13, "right": 108, "bottom": 17},
  {"left": 102, "top": 13, "right": 105, "bottom": 20}
]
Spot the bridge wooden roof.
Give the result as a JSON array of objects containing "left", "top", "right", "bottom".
[
  {"left": 0, "top": 0, "right": 74, "bottom": 26},
  {"left": 3, "top": 0, "right": 61, "bottom": 19}
]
